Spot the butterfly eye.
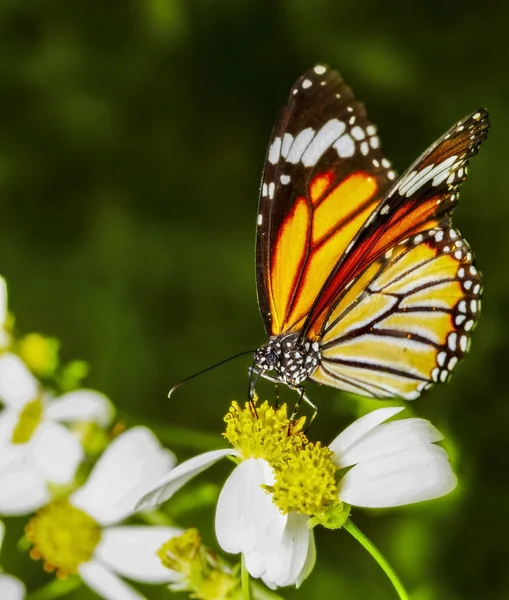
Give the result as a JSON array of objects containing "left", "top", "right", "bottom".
[{"left": 265, "top": 350, "right": 280, "bottom": 367}]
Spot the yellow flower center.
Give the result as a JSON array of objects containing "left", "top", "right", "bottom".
[
  {"left": 271, "top": 442, "right": 339, "bottom": 517},
  {"left": 17, "top": 333, "right": 59, "bottom": 377},
  {"left": 26, "top": 499, "right": 102, "bottom": 577},
  {"left": 159, "top": 529, "right": 241, "bottom": 600},
  {"left": 11, "top": 397, "right": 44, "bottom": 444},
  {"left": 223, "top": 399, "right": 307, "bottom": 466}
]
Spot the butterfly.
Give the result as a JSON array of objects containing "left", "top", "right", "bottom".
[{"left": 251, "top": 64, "right": 488, "bottom": 418}]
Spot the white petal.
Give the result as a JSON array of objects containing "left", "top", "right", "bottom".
[
  {"left": 0, "top": 354, "right": 38, "bottom": 409},
  {"left": 31, "top": 422, "right": 83, "bottom": 484},
  {"left": 296, "top": 526, "right": 316, "bottom": 588},
  {"left": 71, "top": 427, "right": 176, "bottom": 525},
  {"left": 244, "top": 513, "right": 313, "bottom": 589},
  {"left": 335, "top": 418, "right": 443, "bottom": 468},
  {"left": 45, "top": 390, "right": 114, "bottom": 426},
  {"left": 0, "top": 574, "right": 26, "bottom": 600},
  {"left": 339, "top": 444, "right": 457, "bottom": 507},
  {"left": 329, "top": 407, "right": 404, "bottom": 457},
  {"left": 137, "top": 448, "right": 237, "bottom": 510},
  {"left": 0, "top": 464, "right": 49, "bottom": 515},
  {"left": 79, "top": 561, "right": 145, "bottom": 600},
  {"left": 0, "top": 411, "right": 21, "bottom": 468},
  {"left": 0, "top": 277, "right": 8, "bottom": 327},
  {"left": 215, "top": 458, "right": 287, "bottom": 555},
  {"left": 96, "top": 526, "right": 183, "bottom": 583}
]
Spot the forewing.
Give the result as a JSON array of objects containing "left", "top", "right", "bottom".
[
  {"left": 310, "top": 227, "right": 481, "bottom": 399},
  {"left": 303, "top": 109, "right": 489, "bottom": 339},
  {"left": 256, "top": 65, "right": 396, "bottom": 337}
]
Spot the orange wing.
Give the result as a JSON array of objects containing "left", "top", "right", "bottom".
[
  {"left": 302, "top": 109, "right": 489, "bottom": 340},
  {"left": 256, "top": 65, "right": 396, "bottom": 337},
  {"left": 310, "top": 227, "right": 481, "bottom": 399}
]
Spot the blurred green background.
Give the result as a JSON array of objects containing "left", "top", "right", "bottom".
[{"left": 0, "top": 1, "right": 507, "bottom": 598}]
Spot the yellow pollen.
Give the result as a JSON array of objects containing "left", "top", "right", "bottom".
[
  {"left": 223, "top": 399, "right": 307, "bottom": 466},
  {"left": 17, "top": 333, "right": 60, "bottom": 378},
  {"left": 271, "top": 442, "right": 339, "bottom": 517},
  {"left": 26, "top": 499, "right": 101, "bottom": 577},
  {"left": 11, "top": 397, "right": 44, "bottom": 444},
  {"left": 158, "top": 529, "right": 241, "bottom": 600},
  {"left": 158, "top": 528, "right": 201, "bottom": 577}
]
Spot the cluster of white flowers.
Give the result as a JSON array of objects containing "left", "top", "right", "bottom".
[{"left": 0, "top": 274, "right": 458, "bottom": 599}]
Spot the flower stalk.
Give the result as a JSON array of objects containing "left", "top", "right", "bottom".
[{"left": 343, "top": 519, "right": 409, "bottom": 600}]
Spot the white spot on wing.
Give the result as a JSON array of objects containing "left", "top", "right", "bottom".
[
  {"left": 268, "top": 137, "right": 282, "bottom": 165},
  {"left": 280, "top": 174, "right": 291, "bottom": 185},
  {"left": 333, "top": 134, "right": 355, "bottom": 158},
  {"left": 314, "top": 65, "right": 327, "bottom": 75},
  {"left": 281, "top": 133, "right": 294, "bottom": 158},
  {"left": 268, "top": 182, "right": 275, "bottom": 200},
  {"left": 286, "top": 128, "right": 315, "bottom": 164},
  {"left": 301, "top": 119, "right": 346, "bottom": 167},
  {"left": 351, "top": 126, "right": 365, "bottom": 140},
  {"left": 302, "top": 78, "right": 312, "bottom": 89},
  {"left": 257, "top": 214, "right": 263, "bottom": 225},
  {"left": 262, "top": 183, "right": 268, "bottom": 197}
]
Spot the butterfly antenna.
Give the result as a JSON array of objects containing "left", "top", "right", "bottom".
[{"left": 168, "top": 350, "right": 256, "bottom": 399}]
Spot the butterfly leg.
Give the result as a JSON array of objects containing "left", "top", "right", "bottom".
[
  {"left": 289, "top": 386, "right": 319, "bottom": 431},
  {"left": 247, "top": 366, "right": 260, "bottom": 418},
  {"left": 274, "top": 382, "right": 280, "bottom": 408}
]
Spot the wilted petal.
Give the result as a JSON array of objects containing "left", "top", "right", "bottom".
[
  {"left": 137, "top": 448, "right": 237, "bottom": 510},
  {"left": 215, "top": 458, "right": 287, "bottom": 555},
  {"left": 0, "top": 574, "right": 26, "bottom": 600},
  {"left": 329, "top": 407, "right": 404, "bottom": 457},
  {"left": 0, "top": 464, "right": 49, "bottom": 515},
  {"left": 71, "top": 427, "right": 175, "bottom": 525},
  {"left": 31, "top": 422, "right": 83, "bottom": 484},
  {"left": 45, "top": 390, "right": 114, "bottom": 427},
  {"left": 339, "top": 443, "right": 457, "bottom": 507},
  {"left": 96, "top": 526, "right": 183, "bottom": 583},
  {"left": 0, "top": 354, "right": 38, "bottom": 410},
  {"left": 244, "top": 513, "right": 313, "bottom": 589},
  {"left": 79, "top": 561, "right": 144, "bottom": 600}
]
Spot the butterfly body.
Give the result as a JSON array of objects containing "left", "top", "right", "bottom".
[
  {"left": 252, "top": 65, "right": 488, "bottom": 403},
  {"left": 254, "top": 334, "right": 320, "bottom": 386}
]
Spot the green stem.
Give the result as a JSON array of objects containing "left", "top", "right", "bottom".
[
  {"left": 241, "top": 554, "right": 251, "bottom": 600},
  {"left": 343, "top": 519, "right": 409, "bottom": 600},
  {"left": 26, "top": 576, "right": 82, "bottom": 600}
]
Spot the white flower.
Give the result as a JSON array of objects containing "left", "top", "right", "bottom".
[
  {"left": 26, "top": 427, "right": 182, "bottom": 600},
  {"left": 330, "top": 406, "right": 457, "bottom": 507},
  {"left": 137, "top": 403, "right": 456, "bottom": 590},
  {"left": 0, "top": 353, "right": 114, "bottom": 515},
  {"left": 0, "top": 520, "right": 26, "bottom": 600}
]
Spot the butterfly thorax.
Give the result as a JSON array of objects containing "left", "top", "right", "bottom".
[{"left": 254, "top": 334, "right": 320, "bottom": 386}]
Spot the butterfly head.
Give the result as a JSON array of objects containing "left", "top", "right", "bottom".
[{"left": 254, "top": 334, "right": 320, "bottom": 386}]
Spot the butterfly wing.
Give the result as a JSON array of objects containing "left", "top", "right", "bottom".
[
  {"left": 256, "top": 65, "right": 397, "bottom": 337},
  {"left": 310, "top": 227, "right": 482, "bottom": 399},
  {"left": 302, "top": 109, "right": 489, "bottom": 340}
]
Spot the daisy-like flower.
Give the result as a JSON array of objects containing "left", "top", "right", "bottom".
[
  {"left": 25, "top": 426, "right": 183, "bottom": 600},
  {"left": 0, "top": 353, "right": 114, "bottom": 515},
  {"left": 0, "top": 521, "right": 26, "bottom": 600},
  {"left": 138, "top": 401, "right": 457, "bottom": 590},
  {"left": 157, "top": 528, "right": 242, "bottom": 599}
]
